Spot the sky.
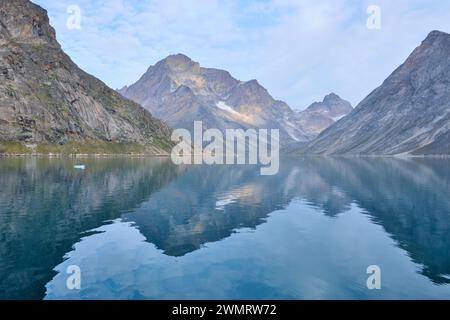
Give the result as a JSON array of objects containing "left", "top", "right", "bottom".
[{"left": 32, "top": 0, "right": 450, "bottom": 110}]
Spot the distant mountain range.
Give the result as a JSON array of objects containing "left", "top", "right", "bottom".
[
  {"left": 291, "top": 93, "right": 353, "bottom": 137},
  {"left": 304, "top": 30, "right": 450, "bottom": 155},
  {"left": 1, "top": 1, "right": 449, "bottom": 156},
  {"left": 0, "top": 0, "right": 173, "bottom": 154},
  {"left": 119, "top": 54, "right": 352, "bottom": 147}
]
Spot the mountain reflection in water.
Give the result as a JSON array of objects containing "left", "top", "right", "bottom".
[{"left": 0, "top": 157, "right": 449, "bottom": 299}]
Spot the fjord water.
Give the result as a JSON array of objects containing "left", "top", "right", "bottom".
[{"left": 0, "top": 158, "right": 449, "bottom": 300}]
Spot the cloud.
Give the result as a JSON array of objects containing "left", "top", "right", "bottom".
[{"left": 32, "top": 0, "right": 450, "bottom": 109}]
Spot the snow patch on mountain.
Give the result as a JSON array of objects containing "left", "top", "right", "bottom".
[{"left": 216, "top": 101, "right": 241, "bottom": 116}]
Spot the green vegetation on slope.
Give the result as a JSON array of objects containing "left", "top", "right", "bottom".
[
  {"left": 0, "top": 140, "right": 174, "bottom": 155},
  {"left": 0, "top": 142, "right": 32, "bottom": 154}
]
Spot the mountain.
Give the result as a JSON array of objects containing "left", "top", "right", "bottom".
[
  {"left": 291, "top": 93, "right": 352, "bottom": 136},
  {"left": 305, "top": 31, "right": 450, "bottom": 155},
  {"left": 0, "top": 0, "right": 173, "bottom": 154},
  {"left": 119, "top": 54, "right": 312, "bottom": 146}
]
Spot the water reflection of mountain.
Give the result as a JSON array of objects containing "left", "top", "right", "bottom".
[
  {"left": 123, "top": 158, "right": 450, "bottom": 285},
  {"left": 295, "top": 157, "right": 450, "bottom": 285},
  {"left": 0, "top": 158, "right": 180, "bottom": 300},
  {"left": 122, "top": 164, "right": 297, "bottom": 256},
  {"left": 1, "top": 157, "right": 449, "bottom": 299}
]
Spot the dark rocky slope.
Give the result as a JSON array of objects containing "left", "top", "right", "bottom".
[
  {"left": 305, "top": 31, "right": 450, "bottom": 155},
  {"left": 0, "top": 0, "right": 173, "bottom": 154}
]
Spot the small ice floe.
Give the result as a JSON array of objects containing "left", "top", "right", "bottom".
[{"left": 73, "top": 165, "right": 86, "bottom": 170}]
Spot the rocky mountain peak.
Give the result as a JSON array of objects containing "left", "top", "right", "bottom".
[
  {"left": 243, "top": 79, "right": 264, "bottom": 90},
  {"left": 423, "top": 30, "right": 450, "bottom": 45},
  {"left": 413, "top": 30, "right": 450, "bottom": 62},
  {"left": 290, "top": 93, "right": 353, "bottom": 137},
  {"left": 120, "top": 55, "right": 314, "bottom": 146},
  {"left": 235, "top": 79, "right": 272, "bottom": 100},
  {"left": 245, "top": 79, "right": 261, "bottom": 87},
  {"left": 157, "top": 53, "right": 199, "bottom": 73},
  {"left": 385, "top": 30, "right": 450, "bottom": 91},
  {"left": 306, "top": 93, "right": 352, "bottom": 117},
  {"left": 0, "top": 0, "right": 58, "bottom": 46},
  {"left": 225, "top": 79, "right": 280, "bottom": 114},
  {"left": 166, "top": 53, "right": 193, "bottom": 62},
  {"left": 323, "top": 92, "right": 341, "bottom": 103}
]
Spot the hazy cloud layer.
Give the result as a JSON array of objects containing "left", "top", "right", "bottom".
[{"left": 33, "top": 0, "right": 450, "bottom": 109}]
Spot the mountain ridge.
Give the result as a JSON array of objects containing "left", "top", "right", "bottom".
[
  {"left": 291, "top": 93, "right": 353, "bottom": 136},
  {"left": 0, "top": 0, "right": 173, "bottom": 154},
  {"left": 119, "top": 53, "right": 315, "bottom": 147},
  {"left": 303, "top": 30, "right": 450, "bottom": 155}
]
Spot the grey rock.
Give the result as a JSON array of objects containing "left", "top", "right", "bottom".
[
  {"left": 0, "top": 0, "right": 172, "bottom": 153},
  {"left": 120, "top": 54, "right": 311, "bottom": 147},
  {"left": 291, "top": 93, "right": 352, "bottom": 136},
  {"left": 305, "top": 30, "right": 450, "bottom": 155}
]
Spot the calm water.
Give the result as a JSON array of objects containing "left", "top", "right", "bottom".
[{"left": 0, "top": 157, "right": 449, "bottom": 300}]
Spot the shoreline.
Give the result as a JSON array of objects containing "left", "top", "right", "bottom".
[
  {"left": 0, "top": 141, "right": 174, "bottom": 158},
  {"left": 1, "top": 153, "right": 449, "bottom": 158},
  {"left": 0, "top": 153, "right": 171, "bottom": 158},
  {"left": 285, "top": 154, "right": 450, "bottom": 159}
]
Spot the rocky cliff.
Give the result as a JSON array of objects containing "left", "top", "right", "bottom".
[
  {"left": 119, "top": 54, "right": 312, "bottom": 147},
  {"left": 305, "top": 31, "right": 450, "bottom": 155},
  {"left": 0, "top": 0, "right": 173, "bottom": 154}
]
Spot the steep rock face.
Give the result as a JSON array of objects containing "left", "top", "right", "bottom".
[
  {"left": 0, "top": 0, "right": 172, "bottom": 153},
  {"left": 306, "top": 31, "right": 450, "bottom": 155},
  {"left": 292, "top": 93, "right": 352, "bottom": 136},
  {"left": 119, "top": 54, "right": 311, "bottom": 146}
]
